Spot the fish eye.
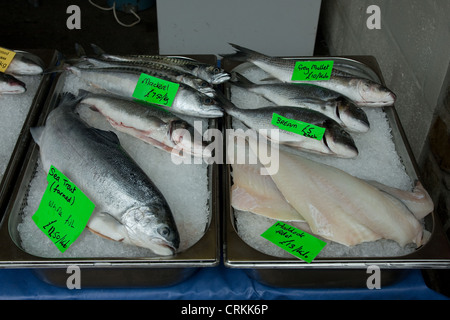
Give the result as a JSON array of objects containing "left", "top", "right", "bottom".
[
  {"left": 213, "top": 67, "right": 221, "bottom": 74},
  {"left": 203, "top": 97, "right": 214, "bottom": 105},
  {"left": 158, "top": 226, "right": 170, "bottom": 237}
]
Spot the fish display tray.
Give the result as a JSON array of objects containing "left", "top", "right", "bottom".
[
  {"left": 0, "top": 55, "right": 220, "bottom": 288},
  {"left": 221, "top": 55, "right": 450, "bottom": 288},
  {"left": 0, "top": 50, "right": 56, "bottom": 220}
]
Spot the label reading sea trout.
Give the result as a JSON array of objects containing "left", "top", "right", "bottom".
[
  {"left": 0, "top": 47, "right": 16, "bottom": 72},
  {"left": 32, "top": 165, "right": 95, "bottom": 253},
  {"left": 261, "top": 222, "right": 326, "bottom": 263},
  {"left": 291, "top": 60, "right": 334, "bottom": 81},
  {"left": 132, "top": 73, "right": 180, "bottom": 107},
  {"left": 271, "top": 113, "right": 325, "bottom": 141}
]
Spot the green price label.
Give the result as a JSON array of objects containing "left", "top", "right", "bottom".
[
  {"left": 291, "top": 60, "right": 334, "bottom": 81},
  {"left": 32, "top": 165, "right": 95, "bottom": 253},
  {"left": 261, "top": 221, "right": 326, "bottom": 263},
  {"left": 132, "top": 73, "right": 180, "bottom": 107},
  {"left": 271, "top": 113, "right": 326, "bottom": 141}
]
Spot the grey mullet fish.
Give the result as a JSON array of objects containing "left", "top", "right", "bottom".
[
  {"left": 231, "top": 73, "right": 370, "bottom": 133},
  {"left": 91, "top": 43, "right": 231, "bottom": 85},
  {"left": 78, "top": 90, "right": 212, "bottom": 159},
  {"left": 0, "top": 72, "right": 26, "bottom": 94},
  {"left": 64, "top": 65, "right": 224, "bottom": 118},
  {"left": 219, "top": 93, "right": 358, "bottom": 158},
  {"left": 30, "top": 93, "right": 180, "bottom": 255},
  {"left": 224, "top": 44, "right": 396, "bottom": 107}
]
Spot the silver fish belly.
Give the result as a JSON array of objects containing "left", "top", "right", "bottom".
[{"left": 30, "top": 93, "right": 180, "bottom": 255}]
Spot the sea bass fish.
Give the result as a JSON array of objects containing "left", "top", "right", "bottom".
[
  {"left": 250, "top": 142, "right": 428, "bottom": 247},
  {"left": 224, "top": 44, "right": 396, "bottom": 107},
  {"left": 221, "top": 93, "right": 358, "bottom": 158},
  {"left": 230, "top": 73, "right": 370, "bottom": 133},
  {"left": 65, "top": 65, "right": 224, "bottom": 118},
  {"left": 91, "top": 43, "right": 231, "bottom": 85},
  {"left": 0, "top": 72, "right": 26, "bottom": 94},
  {"left": 30, "top": 93, "right": 180, "bottom": 255},
  {"left": 78, "top": 90, "right": 211, "bottom": 159}
]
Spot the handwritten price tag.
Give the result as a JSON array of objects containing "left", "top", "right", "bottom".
[
  {"left": 271, "top": 113, "right": 326, "bottom": 141},
  {"left": 291, "top": 60, "right": 334, "bottom": 81},
  {"left": 132, "top": 73, "right": 179, "bottom": 107},
  {"left": 261, "top": 221, "right": 326, "bottom": 263},
  {"left": 32, "top": 165, "right": 95, "bottom": 253},
  {"left": 0, "top": 47, "right": 16, "bottom": 72}
]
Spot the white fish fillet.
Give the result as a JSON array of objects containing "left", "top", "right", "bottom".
[
  {"left": 231, "top": 161, "right": 305, "bottom": 222},
  {"left": 246, "top": 142, "right": 426, "bottom": 247}
]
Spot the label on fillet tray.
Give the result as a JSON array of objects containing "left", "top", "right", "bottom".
[
  {"left": 291, "top": 60, "right": 334, "bottom": 81},
  {"left": 0, "top": 47, "right": 16, "bottom": 72},
  {"left": 132, "top": 73, "right": 180, "bottom": 108},
  {"left": 32, "top": 165, "right": 95, "bottom": 253},
  {"left": 261, "top": 222, "right": 326, "bottom": 263},
  {"left": 271, "top": 113, "right": 326, "bottom": 141}
]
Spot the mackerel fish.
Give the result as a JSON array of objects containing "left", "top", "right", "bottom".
[
  {"left": 91, "top": 43, "right": 231, "bottom": 85},
  {"left": 30, "top": 93, "right": 180, "bottom": 255},
  {"left": 64, "top": 65, "right": 224, "bottom": 118},
  {"left": 224, "top": 44, "right": 396, "bottom": 108}
]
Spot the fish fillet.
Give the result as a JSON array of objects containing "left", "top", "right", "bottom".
[{"left": 248, "top": 142, "right": 425, "bottom": 247}]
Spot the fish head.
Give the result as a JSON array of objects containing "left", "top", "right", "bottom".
[
  {"left": 323, "top": 119, "right": 358, "bottom": 158},
  {"left": 336, "top": 97, "right": 370, "bottom": 133},
  {"left": 14, "top": 56, "right": 44, "bottom": 75},
  {"left": 199, "top": 65, "right": 231, "bottom": 85},
  {"left": 0, "top": 73, "right": 26, "bottom": 94},
  {"left": 355, "top": 79, "right": 396, "bottom": 107},
  {"left": 192, "top": 92, "right": 224, "bottom": 118},
  {"left": 122, "top": 206, "right": 180, "bottom": 256},
  {"left": 192, "top": 78, "right": 217, "bottom": 97},
  {"left": 170, "top": 120, "right": 211, "bottom": 158}
]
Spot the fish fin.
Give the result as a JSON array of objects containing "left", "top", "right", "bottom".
[
  {"left": 77, "top": 89, "right": 92, "bottom": 99},
  {"left": 230, "top": 72, "right": 255, "bottom": 88},
  {"left": 92, "top": 128, "right": 121, "bottom": 146},
  {"left": 86, "top": 212, "right": 128, "bottom": 242},
  {"left": 90, "top": 43, "right": 106, "bottom": 56},
  {"left": 260, "top": 76, "right": 280, "bottom": 82},
  {"left": 30, "top": 126, "right": 45, "bottom": 146},
  {"left": 74, "top": 43, "right": 87, "bottom": 58}
]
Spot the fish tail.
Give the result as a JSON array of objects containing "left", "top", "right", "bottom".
[
  {"left": 74, "top": 43, "right": 87, "bottom": 58},
  {"left": 230, "top": 72, "right": 256, "bottom": 89},
  {"left": 90, "top": 43, "right": 106, "bottom": 56}
]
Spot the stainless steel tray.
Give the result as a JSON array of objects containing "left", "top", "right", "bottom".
[
  {"left": 0, "top": 50, "right": 57, "bottom": 220},
  {"left": 221, "top": 55, "right": 450, "bottom": 287},
  {"left": 0, "top": 55, "right": 220, "bottom": 288}
]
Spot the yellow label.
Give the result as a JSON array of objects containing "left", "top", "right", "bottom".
[{"left": 0, "top": 47, "right": 16, "bottom": 72}]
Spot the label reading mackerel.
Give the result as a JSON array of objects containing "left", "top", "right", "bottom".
[
  {"left": 32, "top": 165, "right": 95, "bottom": 253},
  {"left": 0, "top": 47, "right": 16, "bottom": 72},
  {"left": 132, "top": 73, "right": 179, "bottom": 107},
  {"left": 291, "top": 60, "right": 334, "bottom": 81},
  {"left": 271, "top": 113, "right": 326, "bottom": 141},
  {"left": 261, "top": 221, "right": 326, "bottom": 263}
]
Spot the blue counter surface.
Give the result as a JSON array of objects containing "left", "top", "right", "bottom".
[{"left": 0, "top": 265, "right": 447, "bottom": 300}]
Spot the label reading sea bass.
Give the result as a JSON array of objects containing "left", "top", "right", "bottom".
[
  {"left": 32, "top": 165, "right": 95, "bottom": 253},
  {"left": 271, "top": 113, "right": 325, "bottom": 141},
  {"left": 0, "top": 47, "right": 16, "bottom": 72},
  {"left": 261, "top": 222, "right": 326, "bottom": 263},
  {"left": 132, "top": 73, "right": 180, "bottom": 107},
  {"left": 291, "top": 60, "right": 334, "bottom": 81}
]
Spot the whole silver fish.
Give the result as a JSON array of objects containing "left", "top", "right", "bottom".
[
  {"left": 30, "top": 93, "right": 180, "bottom": 255},
  {"left": 224, "top": 44, "right": 396, "bottom": 107},
  {"left": 5, "top": 51, "right": 44, "bottom": 76},
  {"left": 65, "top": 65, "right": 224, "bottom": 118},
  {"left": 221, "top": 95, "right": 358, "bottom": 158},
  {"left": 91, "top": 43, "right": 231, "bottom": 85},
  {"left": 78, "top": 90, "right": 212, "bottom": 159},
  {"left": 74, "top": 56, "right": 217, "bottom": 97},
  {"left": 0, "top": 72, "right": 26, "bottom": 94},
  {"left": 230, "top": 73, "right": 370, "bottom": 133}
]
